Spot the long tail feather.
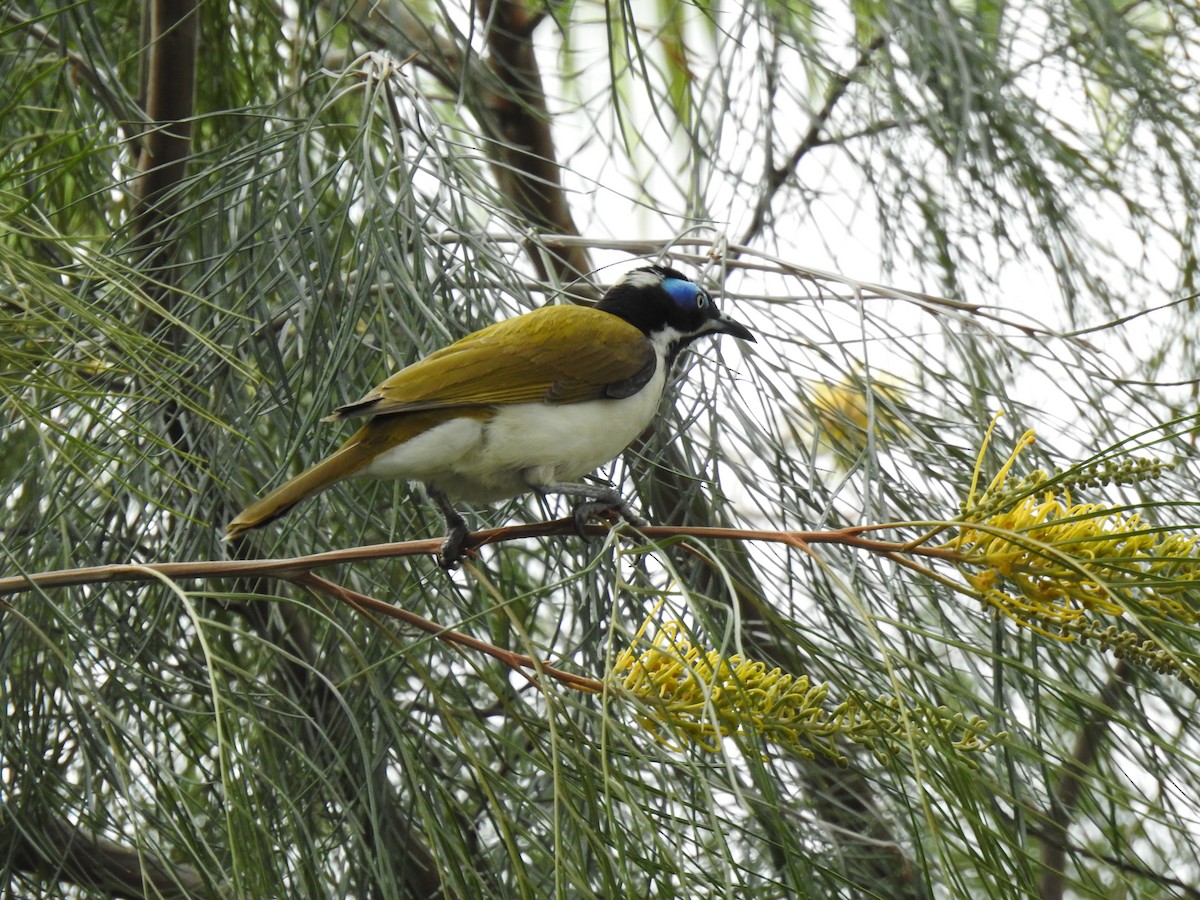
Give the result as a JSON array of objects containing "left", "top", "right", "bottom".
[{"left": 226, "top": 431, "right": 372, "bottom": 539}]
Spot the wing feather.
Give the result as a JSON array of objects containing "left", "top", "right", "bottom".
[{"left": 326, "top": 306, "right": 655, "bottom": 420}]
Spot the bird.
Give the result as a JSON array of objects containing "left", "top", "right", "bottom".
[{"left": 226, "top": 265, "right": 755, "bottom": 567}]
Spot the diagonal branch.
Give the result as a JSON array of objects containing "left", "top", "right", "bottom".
[
  {"left": 344, "top": 0, "right": 592, "bottom": 286},
  {"left": 1, "top": 807, "right": 214, "bottom": 900},
  {"left": 737, "top": 33, "right": 887, "bottom": 252},
  {"left": 295, "top": 571, "right": 604, "bottom": 693}
]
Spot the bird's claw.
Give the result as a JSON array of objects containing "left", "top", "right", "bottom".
[
  {"left": 438, "top": 521, "right": 473, "bottom": 570},
  {"left": 570, "top": 496, "right": 646, "bottom": 538}
]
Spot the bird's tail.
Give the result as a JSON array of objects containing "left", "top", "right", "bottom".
[{"left": 226, "top": 430, "right": 373, "bottom": 540}]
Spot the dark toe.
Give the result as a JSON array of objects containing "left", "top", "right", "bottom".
[
  {"left": 570, "top": 498, "right": 643, "bottom": 536},
  {"left": 438, "top": 522, "right": 471, "bottom": 570}
]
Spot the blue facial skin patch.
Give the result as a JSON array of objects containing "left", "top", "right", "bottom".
[{"left": 662, "top": 277, "right": 706, "bottom": 310}]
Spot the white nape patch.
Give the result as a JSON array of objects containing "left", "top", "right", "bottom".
[
  {"left": 621, "top": 269, "right": 664, "bottom": 290},
  {"left": 649, "top": 325, "right": 688, "bottom": 353}
]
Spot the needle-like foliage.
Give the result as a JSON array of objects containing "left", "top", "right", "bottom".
[{"left": 4, "top": 1, "right": 1200, "bottom": 897}]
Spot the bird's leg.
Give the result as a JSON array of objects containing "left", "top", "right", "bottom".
[
  {"left": 533, "top": 481, "right": 648, "bottom": 537},
  {"left": 427, "top": 485, "right": 470, "bottom": 570}
]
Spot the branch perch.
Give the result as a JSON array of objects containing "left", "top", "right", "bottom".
[{"left": 0, "top": 519, "right": 958, "bottom": 598}]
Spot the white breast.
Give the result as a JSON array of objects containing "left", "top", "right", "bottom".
[{"left": 359, "top": 353, "right": 669, "bottom": 503}]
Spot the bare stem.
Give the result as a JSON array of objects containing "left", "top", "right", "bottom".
[
  {"left": 0, "top": 519, "right": 964, "bottom": 598},
  {"left": 293, "top": 571, "right": 604, "bottom": 693}
]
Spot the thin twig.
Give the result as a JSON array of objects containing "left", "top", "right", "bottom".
[
  {"left": 294, "top": 571, "right": 604, "bottom": 693},
  {"left": 737, "top": 33, "right": 888, "bottom": 251},
  {"left": 427, "top": 232, "right": 1095, "bottom": 346},
  {"left": 0, "top": 519, "right": 964, "bottom": 597}
]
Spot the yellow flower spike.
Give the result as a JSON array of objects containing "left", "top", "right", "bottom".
[
  {"left": 950, "top": 415, "right": 1200, "bottom": 670},
  {"left": 800, "top": 373, "right": 911, "bottom": 466},
  {"left": 610, "top": 609, "right": 1000, "bottom": 761}
]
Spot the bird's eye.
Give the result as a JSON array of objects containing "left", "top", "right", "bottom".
[{"left": 695, "top": 291, "right": 709, "bottom": 309}]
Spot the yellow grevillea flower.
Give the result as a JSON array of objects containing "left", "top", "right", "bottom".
[
  {"left": 610, "top": 620, "right": 830, "bottom": 756},
  {"left": 789, "top": 373, "right": 909, "bottom": 466},
  {"left": 947, "top": 413, "right": 1195, "bottom": 638},
  {"left": 610, "top": 613, "right": 998, "bottom": 761}
]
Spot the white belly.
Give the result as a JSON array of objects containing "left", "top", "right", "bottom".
[{"left": 360, "top": 364, "right": 667, "bottom": 503}]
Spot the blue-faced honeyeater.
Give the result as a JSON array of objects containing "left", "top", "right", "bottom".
[{"left": 226, "top": 265, "right": 755, "bottom": 566}]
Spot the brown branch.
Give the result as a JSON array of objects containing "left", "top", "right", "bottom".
[
  {"left": 0, "top": 520, "right": 962, "bottom": 598},
  {"left": 294, "top": 572, "right": 604, "bottom": 693},
  {"left": 131, "top": 0, "right": 198, "bottom": 251},
  {"left": 342, "top": 0, "right": 591, "bottom": 286},
  {"left": 1, "top": 807, "right": 214, "bottom": 900},
  {"left": 127, "top": 0, "right": 200, "bottom": 455},
  {"left": 474, "top": 0, "right": 591, "bottom": 285}
]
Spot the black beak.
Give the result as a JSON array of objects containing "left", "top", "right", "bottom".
[{"left": 712, "top": 312, "right": 756, "bottom": 342}]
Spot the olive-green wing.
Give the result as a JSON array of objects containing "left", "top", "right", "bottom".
[{"left": 326, "top": 305, "right": 656, "bottom": 421}]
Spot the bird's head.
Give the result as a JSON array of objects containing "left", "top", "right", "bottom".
[{"left": 597, "top": 266, "right": 755, "bottom": 361}]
